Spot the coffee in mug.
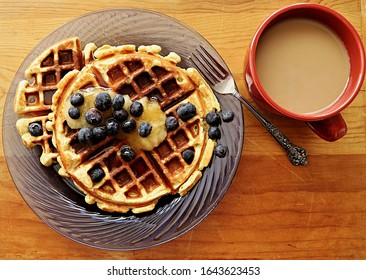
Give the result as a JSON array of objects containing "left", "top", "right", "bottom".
[
  {"left": 245, "top": 3, "right": 365, "bottom": 141},
  {"left": 255, "top": 17, "right": 350, "bottom": 114}
]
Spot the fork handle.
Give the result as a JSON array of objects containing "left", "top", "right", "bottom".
[{"left": 232, "top": 90, "right": 308, "bottom": 166}]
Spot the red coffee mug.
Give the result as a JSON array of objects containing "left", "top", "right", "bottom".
[{"left": 245, "top": 3, "right": 365, "bottom": 141}]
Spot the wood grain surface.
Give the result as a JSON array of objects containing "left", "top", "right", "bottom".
[{"left": 0, "top": 0, "right": 365, "bottom": 260}]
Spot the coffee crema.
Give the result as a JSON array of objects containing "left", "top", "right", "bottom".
[{"left": 255, "top": 18, "right": 350, "bottom": 114}]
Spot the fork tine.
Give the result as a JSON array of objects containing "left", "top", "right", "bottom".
[
  {"left": 198, "top": 45, "right": 228, "bottom": 79},
  {"left": 191, "top": 53, "right": 220, "bottom": 85},
  {"left": 194, "top": 48, "right": 223, "bottom": 83}
]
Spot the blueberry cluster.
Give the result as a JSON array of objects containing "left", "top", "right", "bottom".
[
  {"left": 205, "top": 110, "right": 235, "bottom": 158},
  {"left": 68, "top": 91, "right": 158, "bottom": 181},
  {"left": 67, "top": 92, "right": 154, "bottom": 148}
]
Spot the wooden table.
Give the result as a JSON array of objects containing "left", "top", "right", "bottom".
[{"left": 1, "top": 0, "right": 365, "bottom": 260}]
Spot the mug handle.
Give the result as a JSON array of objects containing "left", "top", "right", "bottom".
[{"left": 305, "top": 114, "right": 347, "bottom": 142}]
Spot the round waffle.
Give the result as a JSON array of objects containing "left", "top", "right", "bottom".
[{"left": 48, "top": 44, "right": 220, "bottom": 214}]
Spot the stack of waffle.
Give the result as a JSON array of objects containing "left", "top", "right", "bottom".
[{"left": 14, "top": 37, "right": 221, "bottom": 214}]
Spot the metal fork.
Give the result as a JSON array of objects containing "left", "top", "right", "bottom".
[{"left": 190, "top": 45, "right": 308, "bottom": 166}]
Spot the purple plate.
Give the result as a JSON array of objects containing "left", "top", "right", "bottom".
[{"left": 3, "top": 8, "right": 244, "bottom": 250}]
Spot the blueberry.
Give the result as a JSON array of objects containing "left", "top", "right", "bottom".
[
  {"left": 130, "top": 101, "right": 143, "bottom": 117},
  {"left": 214, "top": 144, "right": 228, "bottom": 158},
  {"left": 85, "top": 108, "right": 102, "bottom": 126},
  {"left": 181, "top": 148, "right": 195, "bottom": 164},
  {"left": 222, "top": 110, "right": 235, "bottom": 122},
  {"left": 28, "top": 122, "right": 43, "bottom": 136},
  {"left": 89, "top": 167, "right": 105, "bottom": 183},
  {"left": 70, "top": 92, "right": 84, "bottom": 107},
  {"left": 113, "top": 109, "right": 128, "bottom": 122},
  {"left": 92, "top": 126, "right": 107, "bottom": 142},
  {"left": 112, "top": 94, "right": 125, "bottom": 110},
  {"left": 78, "top": 127, "right": 92, "bottom": 144},
  {"left": 105, "top": 118, "right": 119, "bottom": 135},
  {"left": 165, "top": 115, "right": 179, "bottom": 131},
  {"left": 95, "top": 92, "right": 112, "bottom": 111},
  {"left": 205, "top": 111, "right": 221, "bottom": 127},
  {"left": 138, "top": 122, "right": 152, "bottom": 138},
  {"left": 68, "top": 107, "right": 80, "bottom": 119},
  {"left": 177, "top": 103, "right": 196, "bottom": 121},
  {"left": 208, "top": 126, "right": 221, "bottom": 140},
  {"left": 120, "top": 145, "right": 136, "bottom": 162},
  {"left": 121, "top": 118, "right": 137, "bottom": 133}
]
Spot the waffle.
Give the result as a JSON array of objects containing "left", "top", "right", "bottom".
[
  {"left": 14, "top": 37, "right": 85, "bottom": 115},
  {"left": 48, "top": 44, "right": 220, "bottom": 213},
  {"left": 14, "top": 37, "right": 96, "bottom": 165}
]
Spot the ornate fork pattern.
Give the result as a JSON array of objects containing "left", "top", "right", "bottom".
[{"left": 190, "top": 45, "right": 308, "bottom": 166}]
